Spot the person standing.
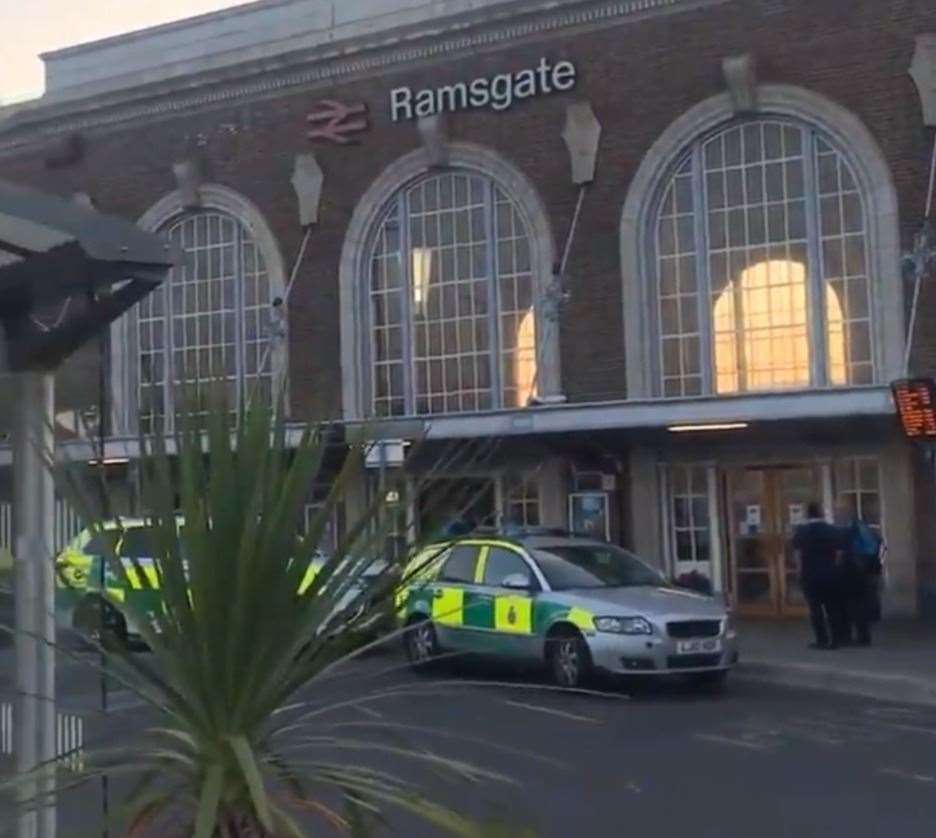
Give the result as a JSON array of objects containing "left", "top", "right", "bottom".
[
  {"left": 792, "top": 502, "right": 847, "bottom": 650},
  {"left": 836, "top": 504, "right": 883, "bottom": 646}
]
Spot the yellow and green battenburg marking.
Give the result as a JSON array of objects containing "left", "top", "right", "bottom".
[{"left": 396, "top": 542, "right": 596, "bottom": 638}]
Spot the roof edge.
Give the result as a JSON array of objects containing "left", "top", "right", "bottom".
[{"left": 0, "top": 0, "right": 727, "bottom": 152}]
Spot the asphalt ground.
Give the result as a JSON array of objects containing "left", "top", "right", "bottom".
[{"left": 3, "top": 646, "right": 936, "bottom": 837}]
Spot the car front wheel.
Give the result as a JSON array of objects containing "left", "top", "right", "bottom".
[{"left": 548, "top": 629, "right": 592, "bottom": 688}]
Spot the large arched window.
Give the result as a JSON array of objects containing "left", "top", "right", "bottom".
[
  {"left": 652, "top": 118, "right": 874, "bottom": 397},
  {"left": 367, "top": 171, "right": 537, "bottom": 416},
  {"left": 136, "top": 210, "right": 277, "bottom": 431}
]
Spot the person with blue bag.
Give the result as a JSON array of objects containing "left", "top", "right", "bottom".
[{"left": 836, "top": 503, "right": 884, "bottom": 646}]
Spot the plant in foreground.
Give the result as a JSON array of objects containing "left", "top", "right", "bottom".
[{"left": 1, "top": 403, "right": 545, "bottom": 837}]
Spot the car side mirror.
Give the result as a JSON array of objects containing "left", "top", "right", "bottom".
[{"left": 501, "top": 573, "right": 532, "bottom": 591}]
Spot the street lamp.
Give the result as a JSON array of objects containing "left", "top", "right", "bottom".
[{"left": 0, "top": 179, "right": 174, "bottom": 838}]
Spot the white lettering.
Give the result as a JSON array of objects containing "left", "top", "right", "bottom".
[
  {"left": 437, "top": 82, "right": 469, "bottom": 113},
  {"left": 390, "top": 58, "right": 577, "bottom": 120},
  {"left": 490, "top": 73, "right": 513, "bottom": 111},
  {"left": 552, "top": 60, "right": 577, "bottom": 92},
  {"left": 469, "top": 77, "right": 491, "bottom": 108},
  {"left": 415, "top": 89, "right": 436, "bottom": 118},
  {"left": 537, "top": 57, "right": 552, "bottom": 94},
  {"left": 513, "top": 69, "right": 537, "bottom": 99},
  {"left": 390, "top": 87, "right": 412, "bottom": 122}
]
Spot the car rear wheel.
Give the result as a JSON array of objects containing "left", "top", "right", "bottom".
[
  {"left": 547, "top": 628, "right": 592, "bottom": 689},
  {"left": 404, "top": 617, "right": 439, "bottom": 670}
]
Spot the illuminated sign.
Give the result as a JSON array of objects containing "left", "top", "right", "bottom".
[
  {"left": 307, "top": 100, "right": 369, "bottom": 144},
  {"left": 390, "top": 57, "right": 577, "bottom": 122},
  {"left": 891, "top": 378, "right": 936, "bottom": 438}
]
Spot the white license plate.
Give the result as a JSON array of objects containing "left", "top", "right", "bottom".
[{"left": 676, "top": 638, "right": 722, "bottom": 654}]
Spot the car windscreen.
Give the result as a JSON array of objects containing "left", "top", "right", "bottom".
[
  {"left": 532, "top": 544, "right": 665, "bottom": 590},
  {"left": 119, "top": 528, "right": 188, "bottom": 563},
  {"left": 85, "top": 531, "right": 119, "bottom": 555},
  {"left": 119, "top": 528, "right": 158, "bottom": 558}
]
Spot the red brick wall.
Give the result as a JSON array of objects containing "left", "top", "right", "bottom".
[{"left": 2, "top": 0, "right": 935, "bottom": 421}]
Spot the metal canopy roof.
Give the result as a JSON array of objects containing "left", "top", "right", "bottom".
[{"left": 0, "top": 179, "right": 175, "bottom": 373}]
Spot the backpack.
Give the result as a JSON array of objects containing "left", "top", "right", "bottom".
[{"left": 851, "top": 520, "right": 883, "bottom": 575}]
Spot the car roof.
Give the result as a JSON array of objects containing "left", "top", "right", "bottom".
[
  {"left": 424, "top": 530, "right": 612, "bottom": 552},
  {"left": 518, "top": 535, "right": 613, "bottom": 550}
]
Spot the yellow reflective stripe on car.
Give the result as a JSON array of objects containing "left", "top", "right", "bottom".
[
  {"left": 393, "top": 586, "right": 410, "bottom": 617},
  {"left": 106, "top": 587, "right": 126, "bottom": 603},
  {"left": 432, "top": 587, "right": 464, "bottom": 626},
  {"left": 567, "top": 606, "right": 595, "bottom": 632},
  {"left": 473, "top": 546, "right": 490, "bottom": 584},
  {"left": 122, "top": 563, "right": 160, "bottom": 590},
  {"left": 494, "top": 595, "right": 533, "bottom": 634},
  {"left": 298, "top": 563, "right": 319, "bottom": 595},
  {"left": 124, "top": 568, "right": 142, "bottom": 589}
]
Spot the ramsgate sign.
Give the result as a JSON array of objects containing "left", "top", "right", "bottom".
[{"left": 390, "top": 57, "right": 577, "bottom": 121}]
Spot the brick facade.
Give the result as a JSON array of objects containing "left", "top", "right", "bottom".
[
  {"left": 2, "top": 0, "right": 936, "bottom": 615},
  {"left": 2, "top": 0, "right": 934, "bottom": 422}
]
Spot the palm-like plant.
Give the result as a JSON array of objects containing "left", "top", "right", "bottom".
[{"left": 2, "top": 403, "right": 535, "bottom": 837}]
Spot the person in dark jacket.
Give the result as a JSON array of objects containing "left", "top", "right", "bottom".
[
  {"left": 792, "top": 502, "right": 847, "bottom": 649},
  {"left": 835, "top": 504, "right": 883, "bottom": 647}
]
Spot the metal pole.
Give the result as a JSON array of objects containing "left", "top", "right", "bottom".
[
  {"left": 378, "top": 442, "right": 387, "bottom": 555},
  {"left": 13, "top": 370, "right": 56, "bottom": 838},
  {"left": 96, "top": 301, "right": 110, "bottom": 838}
]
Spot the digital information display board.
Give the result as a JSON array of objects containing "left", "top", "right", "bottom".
[{"left": 891, "top": 378, "right": 936, "bottom": 439}]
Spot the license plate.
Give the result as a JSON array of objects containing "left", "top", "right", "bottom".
[{"left": 676, "top": 638, "right": 722, "bottom": 654}]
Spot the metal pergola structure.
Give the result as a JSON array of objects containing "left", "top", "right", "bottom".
[{"left": 0, "top": 179, "right": 174, "bottom": 838}]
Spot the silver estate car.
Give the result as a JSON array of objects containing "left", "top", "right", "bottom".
[{"left": 398, "top": 530, "right": 739, "bottom": 688}]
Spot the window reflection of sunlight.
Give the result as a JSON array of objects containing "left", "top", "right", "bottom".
[
  {"left": 411, "top": 247, "right": 432, "bottom": 318},
  {"left": 513, "top": 308, "right": 537, "bottom": 406},
  {"left": 714, "top": 259, "right": 845, "bottom": 393}
]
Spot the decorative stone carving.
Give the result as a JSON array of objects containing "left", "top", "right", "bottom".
[
  {"left": 722, "top": 53, "right": 758, "bottom": 114},
  {"left": 561, "top": 100, "right": 601, "bottom": 185},
  {"left": 291, "top": 152, "right": 324, "bottom": 227},
  {"left": 910, "top": 35, "right": 936, "bottom": 127},
  {"left": 417, "top": 114, "right": 449, "bottom": 168},
  {"left": 172, "top": 158, "right": 205, "bottom": 208}
]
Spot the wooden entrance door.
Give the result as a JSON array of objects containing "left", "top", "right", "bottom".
[{"left": 729, "top": 466, "right": 821, "bottom": 617}]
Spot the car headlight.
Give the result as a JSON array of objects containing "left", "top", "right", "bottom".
[
  {"left": 724, "top": 612, "right": 737, "bottom": 635},
  {"left": 593, "top": 616, "right": 653, "bottom": 635}
]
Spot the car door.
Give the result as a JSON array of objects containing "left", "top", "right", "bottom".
[
  {"left": 430, "top": 543, "right": 481, "bottom": 650},
  {"left": 473, "top": 544, "right": 540, "bottom": 659}
]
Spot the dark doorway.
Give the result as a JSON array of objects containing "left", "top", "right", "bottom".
[{"left": 417, "top": 477, "right": 496, "bottom": 539}]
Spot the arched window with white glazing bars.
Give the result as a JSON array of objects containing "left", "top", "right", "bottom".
[
  {"left": 367, "top": 171, "right": 538, "bottom": 417},
  {"left": 652, "top": 118, "right": 874, "bottom": 397},
  {"left": 136, "top": 210, "right": 278, "bottom": 431}
]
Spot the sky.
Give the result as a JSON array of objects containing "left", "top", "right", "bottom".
[{"left": 1, "top": 0, "right": 248, "bottom": 102}]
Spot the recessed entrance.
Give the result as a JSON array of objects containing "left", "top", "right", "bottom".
[
  {"left": 727, "top": 465, "right": 822, "bottom": 617},
  {"left": 417, "top": 477, "right": 497, "bottom": 536}
]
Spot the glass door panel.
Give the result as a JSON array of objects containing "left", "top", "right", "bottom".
[
  {"left": 729, "top": 469, "right": 776, "bottom": 614},
  {"left": 729, "top": 464, "right": 821, "bottom": 617}
]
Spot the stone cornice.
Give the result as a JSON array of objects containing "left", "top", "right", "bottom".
[{"left": 0, "top": 0, "right": 725, "bottom": 155}]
